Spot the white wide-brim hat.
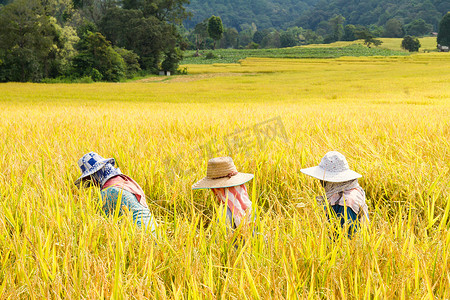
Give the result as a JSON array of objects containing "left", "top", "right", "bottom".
[
  {"left": 192, "top": 157, "right": 254, "bottom": 189},
  {"left": 300, "top": 151, "right": 362, "bottom": 183},
  {"left": 75, "top": 152, "right": 115, "bottom": 186}
]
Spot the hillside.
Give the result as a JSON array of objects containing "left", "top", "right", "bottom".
[
  {"left": 297, "top": 0, "right": 448, "bottom": 31},
  {"left": 184, "top": 0, "right": 318, "bottom": 30},
  {"left": 185, "top": 0, "right": 449, "bottom": 31}
]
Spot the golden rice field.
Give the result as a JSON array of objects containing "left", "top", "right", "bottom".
[
  {"left": 0, "top": 52, "right": 449, "bottom": 298},
  {"left": 303, "top": 37, "right": 438, "bottom": 52}
]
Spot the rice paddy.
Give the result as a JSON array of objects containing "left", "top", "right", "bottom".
[
  {"left": 182, "top": 37, "right": 438, "bottom": 64},
  {"left": 0, "top": 51, "right": 449, "bottom": 298}
]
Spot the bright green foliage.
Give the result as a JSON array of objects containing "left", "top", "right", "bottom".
[
  {"left": 246, "top": 42, "right": 259, "bottom": 49},
  {"left": 401, "top": 35, "right": 421, "bottom": 52},
  {"left": 114, "top": 47, "right": 141, "bottom": 78},
  {"left": 437, "top": 12, "right": 450, "bottom": 47},
  {"left": 181, "top": 45, "right": 406, "bottom": 64},
  {"left": 208, "top": 16, "right": 224, "bottom": 49},
  {"left": 0, "top": 0, "right": 189, "bottom": 81},
  {"left": 0, "top": 0, "right": 74, "bottom": 82},
  {"left": 72, "top": 32, "right": 126, "bottom": 82}
]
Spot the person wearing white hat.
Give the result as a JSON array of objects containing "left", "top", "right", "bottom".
[
  {"left": 192, "top": 156, "right": 255, "bottom": 230},
  {"left": 301, "top": 151, "right": 369, "bottom": 237},
  {"left": 75, "top": 152, "right": 156, "bottom": 233}
]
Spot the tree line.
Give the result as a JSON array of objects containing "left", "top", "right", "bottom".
[
  {"left": 185, "top": 0, "right": 448, "bottom": 33},
  {"left": 0, "top": 0, "right": 449, "bottom": 82},
  {"left": 0, "top": 0, "right": 189, "bottom": 82},
  {"left": 183, "top": 13, "right": 448, "bottom": 51}
]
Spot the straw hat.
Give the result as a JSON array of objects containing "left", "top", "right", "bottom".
[
  {"left": 300, "top": 151, "right": 361, "bottom": 182},
  {"left": 74, "top": 152, "right": 115, "bottom": 186},
  {"left": 192, "top": 157, "right": 254, "bottom": 189}
]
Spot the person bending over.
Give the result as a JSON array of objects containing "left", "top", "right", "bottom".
[
  {"left": 192, "top": 157, "right": 255, "bottom": 233},
  {"left": 75, "top": 152, "right": 156, "bottom": 233},
  {"left": 301, "top": 151, "right": 369, "bottom": 237}
]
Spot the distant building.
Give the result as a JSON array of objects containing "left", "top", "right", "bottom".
[{"left": 431, "top": 32, "right": 438, "bottom": 36}]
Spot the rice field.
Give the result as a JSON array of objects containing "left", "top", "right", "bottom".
[
  {"left": 182, "top": 38, "right": 437, "bottom": 64},
  {"left": 303, "top": 37, "right": 438, "bottom": 52},
  {"left": 0, "top": 52, "right": 449, "bottom": 298}
]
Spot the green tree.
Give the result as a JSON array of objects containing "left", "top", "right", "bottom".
[
  {"left": 303, "top": 29, "right": 323, "bottom": 44},
  {"left": 405, "top": 19, "right": 433, "bottom": 36},
  {"left": 260, "top": 30, "right": 281, "bottom": 48},
  {"left": 46, "top": 18, "right": 79, "bottom": 78},
  {"left": 315, "top": 20, "right": 330, "bottom": 38},
  {"left": 72, "top": 31, "right": 125, "bottom": 81},
  {"left": 343, "top": 24, "right": 357, "bottom": 41},
  {"left": 383, "top": 18, "right": 405, "bottom": 38},
  {"left": 294, "top": 0, "right": 443, "bottom": 33},
  {"left": 401, "top": 35, "right": 421, "bottom": 52},
  {"left": 41, "top": 0, "right": 75, "bottom": 24},
  {"left": 437, "top": 12, "right": 450, "bottom": 47},
  {"left": 114, "top": 47, "right": 141, "bottom": 78},
  {"left": 356, "top": 29, "right": 383, "bottom": 48},
  {"left": 0, "top": 0, "right": 68, "bottom": 82},
  {"left": 207, "top": 15, "right": 224, "bottom": 49},
  {"left": 73, "top": 0, "right": 117, "bottom": 24},
  {"left": 253, "top": 30, "right": 267, "bottom": 44},
  {"left": 220, "top": 27, "right": 239, "bottom": 49},
  {"left": 99, "top": 7, "right": 182, "bottom": 72},
  {"left": 367, "top": 25, "right": 384, "bottom": 38},
  {"left": 193, "top": 20, "right": 208, "bottom": 53},
  {"left": 161, "top": 47, "right": 183, "bottom": 73},
  {"left": 328, "top": 14, "right": 345, "bottom": 42},
  {"left": 123, "top": 0, "right": 190, "bottom": 24},
  {"left": 246, "top": 42, "right": 259, "bottom": 49},
  {"left": 280, "top": 30, "right": 297, "bottom": 47}
]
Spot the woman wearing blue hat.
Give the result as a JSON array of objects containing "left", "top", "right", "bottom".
[
  {"left": 75, "top": 152, "right": 156, "bottom": 233},
  {"left": 301, "top": 151, "right": 369, "bottom": 237}
]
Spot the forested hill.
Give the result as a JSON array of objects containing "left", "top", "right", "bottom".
[
  {"left": 184, "top": 0, "right": 319, "bottom": 30},
  {"left": 185, "top": 0, "right": 449, "bottom": 30}
]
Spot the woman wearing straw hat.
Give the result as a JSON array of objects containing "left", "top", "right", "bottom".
[
  {"left": 75, "top": 152, "right": 156, "bottom": 233},
  {"left": 192, "top": 157, "right": 255, "bottom": 231},
  {"left": 301, "top": 151, "right": 369, "bottom": 237}
]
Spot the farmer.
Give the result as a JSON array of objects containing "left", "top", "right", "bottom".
[
  {"left": 75, "top": 152, "right": 156, "bottom": 233},
  {"left": 301, "top": 151, "right": 369, "bottom": 237},
  {"left": 192, "top": 156, "right": 255, "bottom": 232}
]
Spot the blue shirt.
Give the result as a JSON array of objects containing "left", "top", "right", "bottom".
[{"left": 101, "top": 186, "right": 156, "bottom": 234}]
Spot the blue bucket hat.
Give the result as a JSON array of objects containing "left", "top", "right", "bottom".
[{"left": 75, "top": 152, "right": 117, "bottom": 187}]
